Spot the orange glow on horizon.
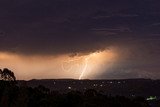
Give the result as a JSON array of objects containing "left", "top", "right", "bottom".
[
  {"left": 62, "top": 50, "right": 117, "bottom": 79},
  {"left": 0, "top": 49, "right": 118, "bottom": 80}
]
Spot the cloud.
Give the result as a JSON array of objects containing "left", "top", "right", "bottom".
[
  {"left": 91, "top": 27, "right": 132, "bottom": 32},
  {"left": 92, "top": 14, "right": 139, "bottom": 19},
  {"left": 0, "top": 0, "right": 159, "bottom": 58},
  {"left": 151, "top": 22, "right": 160, "bottom": 26},
  {"left": 0, "top": 0, "right": 160, "bottom": 79}
]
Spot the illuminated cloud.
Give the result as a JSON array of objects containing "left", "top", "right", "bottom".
[
  {"left": 0, "top": 49, "right": 118, "bottom": 80},
  {"left": 0, "top": 0, "right": 160, "bottom": 79}
]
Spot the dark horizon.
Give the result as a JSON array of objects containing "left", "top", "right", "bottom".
[{"left": 17, "top": 78, "right": 159, "bottom": 81}]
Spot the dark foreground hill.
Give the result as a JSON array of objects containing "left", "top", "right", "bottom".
[
  {"left": 18, "top": 78, "right": 160, "bottom": 97},
  {"left": 0, "top": 79, "right": 160, "bottom": 107}
]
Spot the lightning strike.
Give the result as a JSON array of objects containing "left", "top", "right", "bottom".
[
  {"left": 78, "top": 53, "right": 98, "bottom": 80},
  {"left": 78, "top": 56, "right": 89, "bottom": 80},
  {"left": 61, "top": 54, "right": 95, "bottom": 79},
  {"left": 61, "top": 50, "right": 115, "bottom": 80}
]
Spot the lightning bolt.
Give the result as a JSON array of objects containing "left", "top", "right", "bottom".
[
  {"left": 78, "top": 56, "right": 89, "bottom": 80},
  {"left": 62, "top": 53, "right": 97, "bottom": 80},
  {"left": 79, "top": 53, "right": 97, "bottom": 80}
]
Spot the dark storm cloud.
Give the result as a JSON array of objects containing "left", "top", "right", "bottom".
[
  {"left": 0, "top": 0, "right": 160, "bottom": 79},
  {"left": 0, "top": 0, "right": 159, "bottom": 55}
]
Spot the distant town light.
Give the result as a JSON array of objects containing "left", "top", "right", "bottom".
[
  {"left": 93, "top": 84, "right": 98, "bottom": 87},
  {"left": 68, "top": 87, "right": 72, "bottom": 89},
  {"left": 131, "top": 94, "right": 135, "bottom": 97},
  {"left": 146, "top": 96, "right": 157, "bottom": 101}
]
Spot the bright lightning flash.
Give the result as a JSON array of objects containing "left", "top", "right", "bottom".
[
  {"left": 79, "top": 53, "right": 97, "bottom": 80},
  {"left": 62, "top": 50, "right": 116, "bottom": 80}
]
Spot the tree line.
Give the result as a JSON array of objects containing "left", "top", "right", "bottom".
[{"left": 0, "top": 68, "right": 158, "bottom": 107}]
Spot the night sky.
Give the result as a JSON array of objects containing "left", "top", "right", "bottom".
[{"left": 0, "top": 0, "right": 160, "bottom": 80}]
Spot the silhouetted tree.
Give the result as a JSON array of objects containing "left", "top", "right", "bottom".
[
  {"left": 0, "top": 69, "right": 2, "bottom": 76},
  {"left": 0, "top": 68, "right": 16, "bottom": 81}
]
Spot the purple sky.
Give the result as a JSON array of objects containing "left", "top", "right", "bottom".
[{"left": 0, "top": 0, "right": 160, "bottom": 79}]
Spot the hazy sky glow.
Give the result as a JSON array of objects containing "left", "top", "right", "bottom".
[
  {"left": 0, "top": 49, "right": 118, "bottom": 80},
  {"left": 0, "top": 0, "right": 160, "bottom": 79}
]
